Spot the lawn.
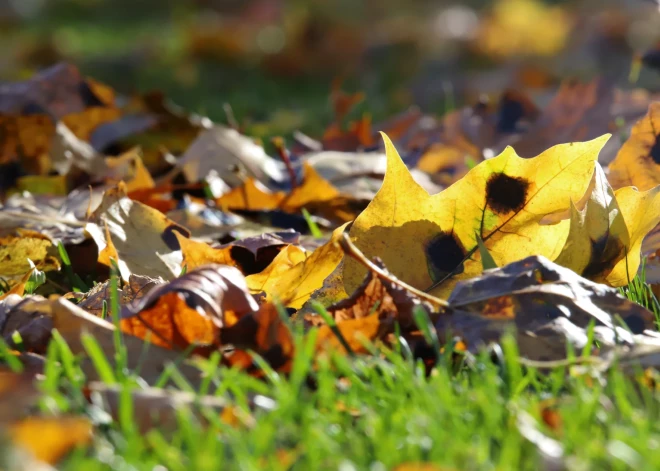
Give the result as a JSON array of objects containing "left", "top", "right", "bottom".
[{"left": 2, "top": 1, "right": 660, "bottom": 470}]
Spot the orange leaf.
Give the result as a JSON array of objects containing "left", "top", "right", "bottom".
[
  {"left": 120, "top": 291, "right": 218, "bottom": 350},
  {"left": 216, "top": 178, "right": 285, "bottom": 211},
  {"left": 9, "top": 416, "right": 92, "bottom": 464},
  {"left": 120, "top": 265, "right": 259, "bottom": 353},
  {"left": 316, "top": 313, "right": 383, "bottom": 355}
]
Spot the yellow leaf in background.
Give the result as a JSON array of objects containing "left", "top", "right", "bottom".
[
  {"left": 9, "top": 416, "right": 92, "bottom": 464},
  {"left": 554, "top": 164, "right": 630, "bottom": 283},
  {"left": 97, "top": 220, "right": 120, "bottom": 267},
  {"left": 85, "top": 183, "right": 190, "bottom": 280},
  {"left": 104, "top": 149, "right": 155, "bottom": 192},
  {"left": 174, "top": 231, "right": 238, "bottom": 271},
  {"left": 476, "top": 0, "right": 572, "bottom": 58},
  {"left": 344, "top": 133, "right": 608, "bottom": 298},
  {"left": 416, "top": 138, "right": 481, "bottom": 187},
  {"left": 216, "top": 177, "right": 285, "bottom": 211},
  {"left": 250, "top": 223, "right": 348, "bottom": 309},
  {"left": 61, "top": 106, "right": 121, "bottom": 142},
  {"left": 246, "top": 244, "right": 307, "bottom": 294},
  {"left": 0, "top": 115, "right": 54, "bottom": 175},
  {"left": 607, "top": 185, "right": 660, "bottom": 286},
  {"left": 607, "top": 102, "right": 660, "bottom": 191},
  {"left": 0, "top": 229, "right": 59, "bottom": 277},
  {"left": 280, "top": 163, "right": 341, "bottom": 211}
]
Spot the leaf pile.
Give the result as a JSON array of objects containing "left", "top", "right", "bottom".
[{"left": 3, "top": 64, "right": 660, "bottom": 465}]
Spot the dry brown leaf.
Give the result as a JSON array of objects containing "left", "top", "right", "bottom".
[
  {"left": 73, "top": 274, "right": 163, "bottom": 317},
  {"left": 439, "top": 255, "right": 657, "bottom": 361}
]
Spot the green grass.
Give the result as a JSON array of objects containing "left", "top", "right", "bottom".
[
  {"left": 1, "top": 265, "right": 660, "bottom": 469},
  {"left": 8, "top": 305, "right": 659, "bottom": 469}
]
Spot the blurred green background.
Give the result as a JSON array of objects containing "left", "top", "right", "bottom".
[{"left": 0, "top": 0, "right": 658, "bottom": 137}]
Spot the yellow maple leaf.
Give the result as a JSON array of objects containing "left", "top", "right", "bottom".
[{"left": 344, "top": 132, "right": 609, "bottom": 298}]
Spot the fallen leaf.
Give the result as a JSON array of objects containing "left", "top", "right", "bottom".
[
  {"left": 344, "top": 132, "right": 608, "bottom": 298},
  {"left": 2, "top": 295, "right": 207, "bottom": 386},
  {"left": 85, "top": 381, "right": 270, "bottom": 434},
  {"left": 178, "top": 125, "right": 285, "bottom": 186},
  {"left": 0, "top": 229, "right": 59, "bottom": 277},
  {"left": 438, "top": 255, "right": 657, "bottom": 361},
  {"left": 315, "top": 313, "right": 383, "bottom": 354},
  {"left": 177, "top": 230, "right": 299, "bottom": 274},
  {"left": 608, "top": 184, "right": 660, "bottom": 286},
  {"left": 9, "top": 417, "right": 92, "bottom": 465},
  {"left": 507, "top": 79, "right": 615, "bottom": 158},
  {"left": 475, "top": 0, "right": 572, "bottom": 58},
  {"left": 607, "top": 102, "right": 660, "bottom": 191},
  {"left": 246, "top": 244, "right": 307, "bottom": 295},
  {"left": 0, "top": 63, "right": 113, "bottom": 118},
  {"left": 85, "top": 183, "right": 190, "bottom": 280},
  {"left": 216, "top": 177, "right": 285, "bottom": 211},
  {"left": 246, "top": 223, "right": 348, "bottom": 308},
  {"left": 280, "top": 163, "right": 341, "bottom": 211},
  {"left": 1, "top": 294, "right": 53, "bottom": 353},
  {"left": 73, "top": 274, "right": 163, "bottom": 317},
  {"left": 120, "top": 264, "right": 259, "bottom": 350},
  {"left": 554, "top": 164, "right": 631, "bottom": 284},
  {"left": 222, "top": 302, "right": 295, "bottom": 373}
]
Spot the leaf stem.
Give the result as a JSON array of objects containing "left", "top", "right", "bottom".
[{"left": 338, "top": 233, "right": 449, "bottom": 310}]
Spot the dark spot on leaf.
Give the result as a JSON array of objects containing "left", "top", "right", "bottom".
[
  {"left": 485, "top": 173, "right": 530, "bottom": 214},
  {"left": 425, "top": 232, "right": 465, "bottom": 282},
  {"left": 650, "top": 134, "right": 660, "bottom": 164},
  {"left": 582, "top": 237, "right": 623, "bottom": 280},
  {"left": 161, "top": 224, "right": 191, "bottom": 251},
  {"left": 623, "top": 313, "right": 647, "bottom": 334}
]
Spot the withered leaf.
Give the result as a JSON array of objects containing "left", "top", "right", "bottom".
[
  {"left": 85, "top": 182, "right": 191, "bottom": 280},
  {"left": 439, "top": 255, "right": 657, "bottom": 361},
  {"left": 120, "top": 264, "right": 259, "bottom": 351},
  {"left": 222, "top": 302, "right": 295, "bottom": 374},
  {"left": 73, "top": 274, "right": 163, "bottom": 317},
  {"left": 0, "top": 295, "right": 207, "bottom": 387},
  {"left": 0, "top": 62, "right": 114, "bottom": 118}
]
